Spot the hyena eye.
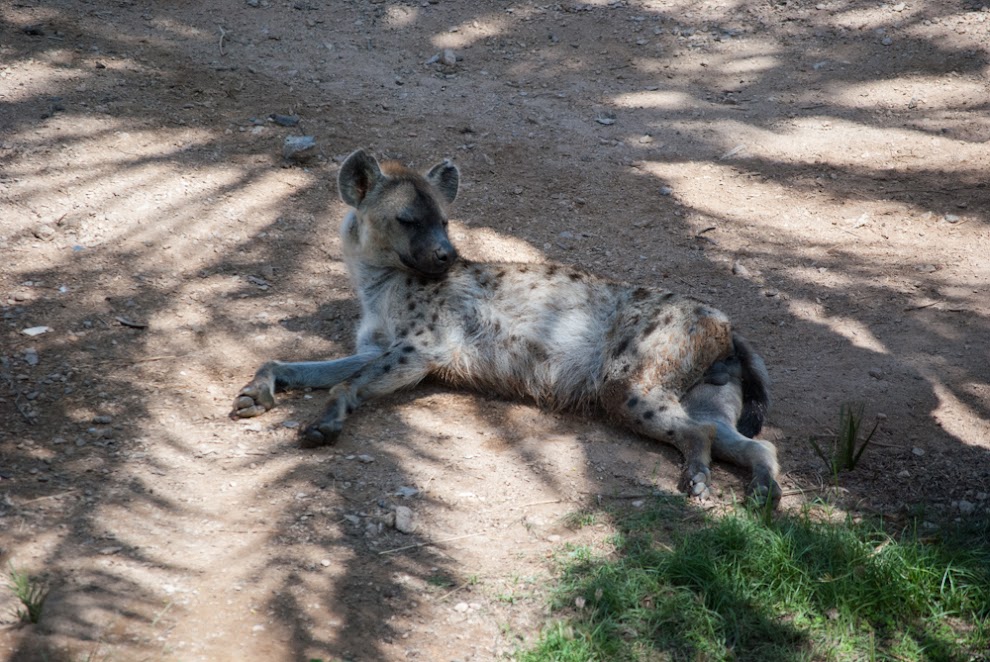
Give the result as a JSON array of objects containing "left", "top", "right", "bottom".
[
  {"left": 441, "top": 218, "right": 449, "bottom": 228},
  {"left": 396, "top": 215, "right": 417, "bottom": 227}
]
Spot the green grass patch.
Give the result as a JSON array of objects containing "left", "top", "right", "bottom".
[
  {"left": 6, "top": 563, "right": 50, "bottom": 624},
  {"left": 520, "top": 501, "right": 990, "bottom": 661}
]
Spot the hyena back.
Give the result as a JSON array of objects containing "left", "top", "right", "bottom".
[{"left": 233, "top": 149, "right": 780, "bottom": 503}]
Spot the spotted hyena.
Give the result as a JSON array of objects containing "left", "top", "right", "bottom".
[{"left": 232, "top": 149, "right": 781, "bottom": 503}]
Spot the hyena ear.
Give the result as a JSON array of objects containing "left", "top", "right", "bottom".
[
  {"left": 426, "top": 159, "right": 459, "bottom": 204},
  {"left": 338, "top": 149, "right": 383, "bottom": 207}
]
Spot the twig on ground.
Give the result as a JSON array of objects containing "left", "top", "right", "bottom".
[
  {"left": 218, "top": 26, "right": 227, "bottom": 56},
  {"left": 115, "top": 316, "right": 148, "bottom": 329},
  {"left": 22, "top": 490, "right": 77, "bottom": 505},
  {"left": 513, "top": 498, "right": 567, "bottom": 509},
  {"left": 378, "top": 532, "right": 484, "bottom": 556}
]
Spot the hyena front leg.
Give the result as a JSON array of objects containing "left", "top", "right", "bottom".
[
  {"left": 232, "top": 351, "right": 383, "bottom": 419},
  {"left": 612, "top": 389, "right": 717, "bottom": 500},
  {"left": 300, "top": 344, "right": 431, "bottom": 448}
]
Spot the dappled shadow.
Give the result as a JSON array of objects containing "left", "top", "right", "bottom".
[{"left": 2, "top": 0, "right": 989, "bottom": 659}]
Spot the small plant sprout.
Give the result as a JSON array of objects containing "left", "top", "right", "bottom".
[
  {"left": 809, "top": 402, "right": 881, "bottom": 476},
  {"left": 7, "top": 563, "right": 50, "bottom": 624}
]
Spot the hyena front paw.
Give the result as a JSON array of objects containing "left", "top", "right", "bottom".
[
  {"left": 299, "top": 419, "right": 342, "bottom": 448},
  {"left": 679, "top": 463, "right": 712, "bottom": 501},
  {"left": 231, "top": 381, "right": 276, "bottom": 419}
]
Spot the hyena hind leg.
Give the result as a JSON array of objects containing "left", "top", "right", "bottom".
[
  {"left": 613, "top": 390, "right": 717, "bottom": 500},
  {"left": 232, "top": 352, "right": 382, "bottom": 419},
  {"left": 681, "top": 379, "right": 781, "bottom": 505}
]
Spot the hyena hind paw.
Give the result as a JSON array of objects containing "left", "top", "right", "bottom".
[
  {"left": 746, "top": 476, "right": 782, "bottom": 509},
  {"left": 679, "top": 465, "right": 712, "bottom": 501}
]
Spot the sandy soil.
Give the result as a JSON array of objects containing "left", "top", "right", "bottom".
[{"left": 1, "top": 0, "right": 989, "bottom": 659}]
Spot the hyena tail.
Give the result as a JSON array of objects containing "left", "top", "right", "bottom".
[{"left": 732, "top": 333, "right": 771, "bottom": 438}]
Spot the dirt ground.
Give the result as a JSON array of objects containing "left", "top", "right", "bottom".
[{"left": 1, "top": 0, "right": 989, "bottom": 659}]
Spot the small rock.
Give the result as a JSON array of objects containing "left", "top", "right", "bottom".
[
  {"left": 440, "top": 48, "right": 457, "bottom": 66},
  {"left": 763, "top": 289, "right": 779, "bottom": 298},
  {"left": 394, "top": 506, "right": 416, "bottom": 534},
  {"left": 22, "top": 326, "right": 51, "bottom": 337},
  {"left": 731, "top": 261, "right": 751, "bottom": 278},
  {"left": 282, "top": 420, "right": 300, "bottom": 429},
  {"left": 92, "top": 415, "right": 113, "bottom": 425},
  {"left": 631, "top": 499, "right": 644, "bottom": 508},
  {"left": 891, "top": 2, "right": 905, "bottom": 11},
  {"left": 282, "top": 135, "right": 317, "bottom": 162},
  {"left": 559, "top": 230, "right": 575, "bottom": 240},
  {"left": 269, "top": 113, "right": 300, "bottom": 127},
  {"left": 454, "top": 602, "right": 469, "bottom": 613},
  {"left": 595, "top": 113, "right": 616, "bottom": 126},
  {"left": 896, "top": 470, "right": 911, "bottom": 478},
  {"left": 957, "top": 500, "right": 975, "bottom": 515},
  {"left": 343, "top": 514, "right": 361, "bottom": 526},
  {"left": 658, "top": 186, "right": 673, "bottom": 196},
  {"left": 868, "top": 368, "right": 884, "bottom": 380},
  {"left": 911, "top": 447, "right": 925, "bottom": 457},
  {"left": 33, "top": 225, "right": 56, "bottom": 241},
  {"left": 395, "top": 486, "right": 419, "bottom": 498},
  {"left": 321, "top": 559, "right": 331, "bottom": 567},
  {"left": 881, "top": 36, "right": 893, "bottom": 46},
  {"left": 24, "top": 348, "right": 39, "bottom": 366},
  {"left": 357, "top": 454, "right": 374, "bottom": 463},
  {"left": 252, "top": 624, "right": 265, "bottom": 633},
  {"left": 944, "top": 214, "right": 961, "bottom": 223}
]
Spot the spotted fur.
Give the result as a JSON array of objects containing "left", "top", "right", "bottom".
[{"left": 233, "top": 149, "right": 780, "bottom": 504}]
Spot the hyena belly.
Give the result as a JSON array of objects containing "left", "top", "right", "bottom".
[
  {"left": 429, "top": 263, "right": 732, "bottom": 413},
  {"left": 429, "top": 262, "right": 617, "bottom": 409}
]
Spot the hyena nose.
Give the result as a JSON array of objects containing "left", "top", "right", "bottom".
[{"left": 434, "top": 241, "right": 455, "bottom": 265}]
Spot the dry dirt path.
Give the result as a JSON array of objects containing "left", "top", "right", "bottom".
[{"left": 2, "top": 1, "right": 989, "bottom": 659}]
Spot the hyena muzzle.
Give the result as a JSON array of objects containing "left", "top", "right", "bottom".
[{"left": 232, "top": 149, "right": 781, "bottom": 504}]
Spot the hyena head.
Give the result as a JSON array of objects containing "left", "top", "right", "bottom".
[{"left": 338, "top": 148, "right": 459, "bottom": 277}]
